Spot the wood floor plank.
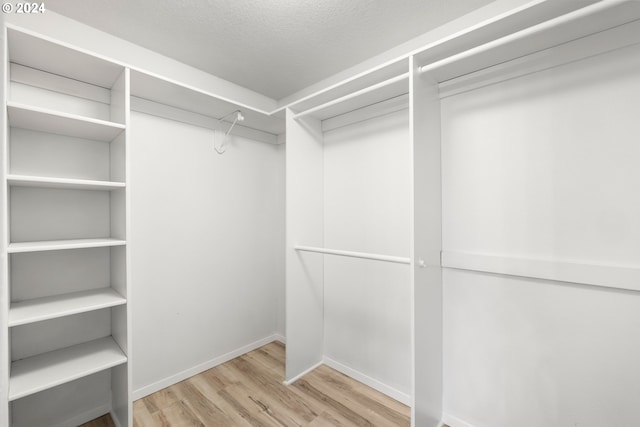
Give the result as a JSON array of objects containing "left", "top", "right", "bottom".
[
  {"left": 307, "top": 411, "right": 353, "bottom": 427},
  {"left": 173, "top": 379, "right": 236, "bottom": 426},
  {"left": 81, "top": 414, "right": 116, "bottom": 427},
  {"left": 307, "top": 366, "right": 410, "bottom": 426},
  {"left": 225, "top": 355, "right": 317, "bottom": 425},
  {"left": 82, "top": 341, "right": 411, "bottom": 427},
  {"left": 133, "top": 399, "right": 155, "bottom": 427},
  {"left": 293, "top": 378, "right": 374, "bottom": 427},
  {"left": 218, "top": 384, "right": 286, "bottom": 427},
  {"left": 158, "top": 400, "right": 205, "bottom": 427},
  {"left": 187, "top": 374, "right": 254, "bottom": 427}
]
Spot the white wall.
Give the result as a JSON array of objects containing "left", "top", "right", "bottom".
[
  {"left": 130, "top": 111, "right": 284, "bottom": 397},
  {"left": 322, "top": 109, "right": 412, "bottom": 400},
  {"left": 441, "top": 42, "right": 640, "bottom": 426}
]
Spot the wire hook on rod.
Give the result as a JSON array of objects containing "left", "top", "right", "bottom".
[{"left": 214, "top": 110, "right": 244, "bottom": 154}]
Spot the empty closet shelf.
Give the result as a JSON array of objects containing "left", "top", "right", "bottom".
[
  {"left": 8, "top": 238, "right": 126, "bottom": 253},
  {"left": 9, "top": 288, "right": 126, "bottom": 327},
  {"left": 295, "top": 245, "right": 410, "bottom": 264},
  {"left": 292, "top": 73, "right": 409, "bottom": 121},
  {"left": 9, "top": 336, "right": 127, "bottom": 401},
  {"left": 7, "top": 102, "right": 125, "bottom": 141},
  {"left": 7, "top": 174, "right": 126, "bottom": 191}
]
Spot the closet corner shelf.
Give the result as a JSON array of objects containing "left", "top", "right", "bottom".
[
  {"left": 8, "top": 336, "right": 127, "bottom": 401},
  {"left": 8, "top": 238, "right": 126, "bottom": 253},
  {"left": 9, "top": 288, "right": 126, "bottom": 327},
  {"left": 7, "top": 102, "right": 125, "bottom": 142},
  {"left": 7, "top": 174, "right": 126, "bottom": 191}
]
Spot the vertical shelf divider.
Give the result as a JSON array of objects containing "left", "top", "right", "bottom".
[
  {"left": 284, "top": 108, "right": 325, "bottom": 384},
  {"left": 109, "top": 66, "right": 131, "bottom": 427},
  {"left": 1, "top": 22, "right": 10, "bottom": 427},
  {"left": 410, "top": 55, "right": 443, "bottom": 427}
]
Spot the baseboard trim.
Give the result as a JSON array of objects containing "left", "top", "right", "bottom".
[
  {"left": 132, "top": 334, "right": 282, "bottom": 400},
  {"left": 49, "top": 402, "right": 112, "bottom": 427},
  {"left": 110, "top": 410, "right": 123, "bottom": 427},
  {"left": 283, "top": 360, "right": 323, "bottom": 385},
  {"left": 443, "top": 412, "right": 476, "bottom": 427},
  {"left": 322, "top": 356, "right": 411, "bottom": 406},
  {"left": 273, "top": 333, "right": 286, "bottom": 344}
]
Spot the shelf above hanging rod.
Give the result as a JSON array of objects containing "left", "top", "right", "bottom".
[
  {"left": 295, "top": 245, "right": 410, "bottom": 265},
  {"left": 417, "top": 0, "right": 627, "bottom": 77},
  {"left": 292, "top": 73, "right": 409, "bottom": 120}
]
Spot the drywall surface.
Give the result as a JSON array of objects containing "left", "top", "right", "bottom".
[
  {"left": 130, "top": 112, "right": 284, "bottom": 395},
  {"left": 323, "top": 109, "right": 412, "bottom": 399},
  {"left": 441, "top": 43, "right": 640, "bottom": 426}
]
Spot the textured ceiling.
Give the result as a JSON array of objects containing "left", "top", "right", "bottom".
[{"left": 46, "top": 0, "right": 494, "bottom": 100}]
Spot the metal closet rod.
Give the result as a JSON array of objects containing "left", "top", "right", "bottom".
[
  {"left": 292, "top": 72, "right": 409, "bottom": 120},
  {"left": 417, "top": 0, "right": 626, "bottom": 75},
  {"left": 295, "top": 245, "right": 410, "bottom": 265}
]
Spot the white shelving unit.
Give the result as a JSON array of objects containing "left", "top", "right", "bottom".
[{"left": 2, "top": 27, "right": 131, "bottom": 427}]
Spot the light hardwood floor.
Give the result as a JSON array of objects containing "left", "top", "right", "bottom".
[{"left": 81, "top": 341, "right": 411, "bottom": 426}]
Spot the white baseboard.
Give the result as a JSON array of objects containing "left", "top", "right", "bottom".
[
  {"left": 273, "top": 333, "right": 286, "bottom": 344},
  {"left": 49, "top": 402, "right": 111, "bottom": 427},
  {"left": 110, "top": 410, "right": 123, "bottom": 427},
  {"left": 283, "top": 360, "right": 323, "bottom": 385},
  {"left": 322, "top": 356, "right": 411, "bottom": 406},
  {"left": 443, "top": 412, "right": 476, "bottom": 427},
  {"left": 132, "top": 334, "right": 282, "bottom": 400}
]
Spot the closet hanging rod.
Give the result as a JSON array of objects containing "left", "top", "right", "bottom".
[
  {"left": 292, "top": 73, "right": 409, "bottom": 120},
  {"left": 295, "top": 245, "right": 410, "bottom": 265},
  {"left": 417, "top": 0, "right": 626, "bottom": 76}
]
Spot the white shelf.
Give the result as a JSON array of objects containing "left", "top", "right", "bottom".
[
  {"left": 7, "top": 102, "right": 125, "bottom": 141},
  {"left": 7, "top": 174, "right": 125, "bottom": 191},
  {"left": 8, "top": 238, "right": 126, "bottom": 253},
  {"left": 9, "top": 336, "right": 127, "bottom": 401},
  {"left": 293, "top": 73, "right": 409, "bottom": 121},
  {"left": 8, "top": 27, "right": 125, "bottom": 89},
  {"left": 416, "top": 0, "right": 640, "bottom": 83},
  {"left": 9, "top": 288, "right": 126, "bottom": 327},
  {"left": 130, "top": 69, "right": 285, "bottom": 135}
]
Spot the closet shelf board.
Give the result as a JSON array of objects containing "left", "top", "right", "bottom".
[
  {"left": 9, "top": 288, "right": 127, "bottom": 327},
  {"left": 7, "top": 175, "right": 126, "bottom": 191},
  {"left": 8, "top": 238, "right": 126, "bottom": 253},
  {"left": 8, "top": 27, "right": 125, "bottom": 88},
  {"left": 294, "top": 74, "right": 408, "bottom": 121},
  {"left": 7, "top": 102, "right": 125, "bottom": 141},
  {"left": 8, "top": 336, "right": 127, "bottom": 401}
]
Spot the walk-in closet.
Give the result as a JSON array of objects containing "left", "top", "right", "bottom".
[{"left": 2, "top": 1, "right": 640, "bottom": 426}]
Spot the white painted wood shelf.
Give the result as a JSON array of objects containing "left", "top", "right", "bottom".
[
  {"left": 9, "top": 288, "right": 126, "bottom": 327},
  {"left": 292, "top": 73, "right": 409, "bottom": 121},
  {"left": 7, "top": 27, "right": 125, "bottom": 89},
  {"left": 8, "top": 238, "right": 126, "bottom": 253},
  {"left": 7, "top": 174, "right": 125, "bottom": 191},
  {"left": 8, "top": 336, "right": 127, "bottom": 401},
  {"left": 7, "top": 102, "right": 125, "bottom": 141}
]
